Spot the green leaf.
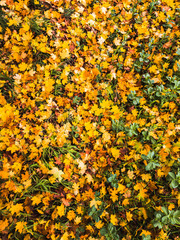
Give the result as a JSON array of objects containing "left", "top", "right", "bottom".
[
  {"left": 142, "top": 234, "right": 151, "bottom": 240},
  {"left": 168, "top": 172, "right": 176, "bottom": 179},
  {"left": 170, "top": 179, "right": 179, "bottom": 188},
  {"left": 108, "top": 223, "right": 114, "bottom": 233},
  {"left": 161, "top": 207, "right": 168, "bottom": 215},
  {"left": 152, "top": 162, "right": 160, "bottom": 168},
  {"left": 156, "top": 213, "right": 162, "bottom": 219},
  {"left": 173, "top": 210, "right": 180, "bottom": 219},
  {"left": 141, "top": 154, "right": 148, "bottom": 160},
  {"left": 145, "top": 162, "right": 153, "bottom": 171},
  {"left": 148, "top": 151, "right": 155, "bottom": 159},
  {"left": 174, "top": 218, "right": 180, "bottom": 225},
  {"left": 94, "top": 215, "right": 100, "bottom": 222},
  {"left": 170, "top": 218, "right": 176, "bottom": 225},
  {"left": 153, "top": 221, "right": 163, "bottom": 229},
  {"left": 100, "top": 227, "right": 108, "bottom": 236},
  {"left": 162, "top": 216, "right": 168, "bottom": 224},
  {"left": 176, "top": 48, "right": 180, "bottom": 55}
]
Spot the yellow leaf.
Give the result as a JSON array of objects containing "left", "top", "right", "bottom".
[
  {"left": 134, "top": 182, "right": 144, "bottom": 191},
  {"left": 76, "top": 206, "right": 83, "bottom": 215},
  {"left": 57, "top": 204, "right": 65, "bottom": 217},
  {"left": 60, "top": 232, "right": 69, "bottom": 240},
  {"left": 19, "top": 62, "right": 28, "bottom": 71},
  {"left": 74, "top": 216, "right": 81, "bottom": 225},
  {"left": 15, "top": 221, "right": 27, "bottom": 234},
  {"left": 86, "top": 173, "right": 94, "bottom": 183},
  {"left": 37, "top": 209, "right": 44, "bottom": 214},
  {"left": 177, "top": 193, "right": 180, "bottom": 206},
  {"left": 168, "top": 203, "right": 175, "bottom": 210},
  {"left": 140, "top": 230, "right": 151, "bottom": 237},
  {"left": 111, "top": 148, "right": 120, "bottom": 159},
  {"left": 50, "top": 167, "right": 64, "bottom": 182},
  {"left": 60, "top": 49, "right": 70, "bottom": 59},
  {"left": 149, "top": 65, "right": 158, "bottom": 74},
  {"left": 122, "top": 199, "right": 129, "bottom": 206},
  {"left": 0, "top": 169, "right": 9, "bottom": 179},
  {"left": 139, "top": 207, "right": 147, "bottom": 220},
  {"left": 67, "top": 210, "right": 76, "bottom": 221},
  {"left": 7, "top": 144, "right": 19, "bottom": 154},
  {"left": 126, "top": 211, "right": 133, "bottom": 222},
  {"left": 34, "top": 135, "right": 42, "bottom": 147},
  {"left": 31, "top": 195, "right": 43, "bottom": 206},
  {"left": 114, "top": 38, "right": 121, "bottom": 46},
  {"left": 0, "top": 219, "right": 8, "bottom": 231},
  {"left": 0, "top": 80, "right": 5, "bottom": 88},
  {"left": 95, "top": 220, "right": 104, "bottom": 229},
  {"left": 118, "top": 184, "right": 126, "bottom": 194},
  {"left": 10, "top": 203, "right": 23, "bottom": 215},
  {"left": 85, "top": 121, "right": 92, "bottom": 131},
  {"left": 141, "top": 174, "right": 151, "bottom": 182},
  {"left": 102, "top": 131, "right": 111, "bottom": 143},
  {"left": 73, "top": 182, "right": 79, "bottom": 195},
  {"left": 157, "top": 168, "right": 165, "bottom": 178},
  {"left": 110, "top": 214, "right": 118, "bottom": 225},
  {"left": 22, "top": 23, "right": 30, "bottom": 32},
  {"left": 138, "top": 188, "right": 148, "bottom": 200},
  {"left": 173, "top": 141, "right": 180, "bottom": 148},
  {"left": 100, "top": 186, "right": 106, "bottom": 196},
  {"left": 76, "top": 159, "right": 87, "bottom": 175},
  {"left": 23, "top": 179, "right": 32, "bottom": 190},
  {"left": 127, "top": 170, "right": 134, "bottom": 179},
  {"left": 12, "top": 162, "right": 22, "bottom": 172},
  {"left": 110, "top": 188, "right": 119, "bottom": 202},
  {"left": 90, "top": 199, "right": 101, "bottom": 209}
]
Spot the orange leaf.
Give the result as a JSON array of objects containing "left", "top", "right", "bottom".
[
  {"left": 126, "top": 211, "right": 133, "bottom": 222},
  {"left": 62, "top": 198, "right": 70, "bottom": 207},
  {"left": 15, "top": 221, "right": 27, "bottom": 234},
  {"left": 0, "top": 219, "right": 8, "bottom": 231},
  {"left": 10, "top": 204, "right": 23, "bottom": 215}
]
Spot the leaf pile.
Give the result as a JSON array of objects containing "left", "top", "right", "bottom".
[{"left": 0, "top": 0, "right": 180, "bottom": 239}]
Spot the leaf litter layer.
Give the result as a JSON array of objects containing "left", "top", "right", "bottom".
[{"left": 0, "top": 0, "right": 180, "bottom": 239}]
